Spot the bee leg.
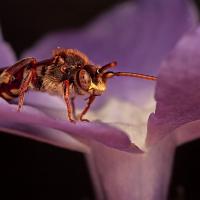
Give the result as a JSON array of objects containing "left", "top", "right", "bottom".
[
  {"left": 70, "top": 96, "right": 77, "bottom": 120},
  {"left": 64, "top": 80, "right": 75, "bottom": 123},
  {"left": 79, "top": 95, "right": 96, "bottom": 122},
  {"left": 17, "top": 69, "right": 36, "bottom": 111}
]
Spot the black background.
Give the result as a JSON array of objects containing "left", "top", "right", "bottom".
[
  {"left": 0, "top": 0, "right": 123, "bottom": 56},
  {"left": 0, "top": 0, "right": 200, "bottom": 199}
]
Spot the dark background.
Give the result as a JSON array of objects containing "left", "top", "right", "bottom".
[
  {"left": 0, "top": 0, "right": 124, "bottom": 57},
  {"left": 0, "top": 0, "right": 200, "bottom": 199}
]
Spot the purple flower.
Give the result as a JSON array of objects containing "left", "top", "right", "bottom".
[{"left": 0, "top": 0, "right": 198, "bottom": 199}]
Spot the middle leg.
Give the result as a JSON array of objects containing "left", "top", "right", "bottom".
[{"left": 79, "top": 95, "right": 96, "bottom": 122}]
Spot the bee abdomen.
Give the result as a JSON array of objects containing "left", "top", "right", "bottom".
[
  {"left": 0, "top": 67, "right": 22, "bottom": 101},
  {"left": 0, "top": 67, "right": 6, "bottom": 75},
  {"left": 1, "top": 89, "right": 19, "bottom": 100}
]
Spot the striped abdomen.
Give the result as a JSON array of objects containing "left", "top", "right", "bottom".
[{"left": 0, "top": 67, "right": 22, "bottom": 101}]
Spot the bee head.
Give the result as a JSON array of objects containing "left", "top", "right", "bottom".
[{"left": 75, "top": 61, "right": 117, "bottom": 96}]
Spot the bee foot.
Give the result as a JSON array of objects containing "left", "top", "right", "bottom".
[
  {"left": 80, "top": 118, "right": 90, "bottom": 122},
  {"left": 68, "top": 118, "right": 76, "bottom": 123}
]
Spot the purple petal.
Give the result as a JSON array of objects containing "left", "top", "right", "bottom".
[
  {"left": 173, "top": 120, "right": 200, "bottom": 146},
  {"left": 147, "top": 27, "right": 200, "bottom": 145},
  {"left": 87, "top": 133, "right": 176, "bottom": 200},
  {"left": 0, "top": 99, "right": 141, "bottom": 153},
  {"left": 23, "top": 0, "right": 197, "bottom": 106},
  {"left": 0, "top": 32, "right": 16, "bottom": 66},
  {"left": 0, "top": 122, "right": 89, "bottom": 153},
  {"left": 0, "top": 100, "right": 89, "bottom": 153}
]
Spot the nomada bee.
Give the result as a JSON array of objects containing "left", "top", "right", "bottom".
[{"left": 0, "top": 48, "right": 157, "bottom": 122}]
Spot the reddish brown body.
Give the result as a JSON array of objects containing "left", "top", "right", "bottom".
[{"left": 0, "top": 48, "right": 157, "bottom": 122}]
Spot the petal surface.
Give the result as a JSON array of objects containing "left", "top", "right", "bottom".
[
  {"left": 0, "top": 31, "right": 16, "bottom": 66},
  {"left": 148, "top": 27, "right": 200, "bottom": 145},
  {"left": 0, "top": 99, "right": 89, "bottom": 153},
  {"left": 0, "top": 99, "right": 140, "bottom": 153},
  {"left": 87, "top": 133, "right": 176, "bottom": 200}
]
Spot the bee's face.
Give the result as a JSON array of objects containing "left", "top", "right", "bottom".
[{"left": 76, "top": 65, "right": 107, "bottom": 96}]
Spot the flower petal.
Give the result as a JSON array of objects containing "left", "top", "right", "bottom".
[
  {"left": 0, "top": 124, "right": 89, "bottom": 153},
  {"left": 0, "top": 31, "right": 16, "bottom": 66},
  {"left": 0, "top": 99, "right": 141, "bottom": 153},
  {"left": 0, "top": 99, "right": 89, "bottom": 153},
  {"left": 87, "top": 132, "right": 176, "bottom": 200},
  {"left": 147, "top": 27, "right": 200, "bottom": 145},
  {"left": 174, "top": 120, "right": 200, "bottom": 146},
  {"left": 23, "top": 0, "right": 197, "bottom": 106}
]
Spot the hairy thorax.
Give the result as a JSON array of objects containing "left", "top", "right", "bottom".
[{"left": 40, "top": 76, "right": 64, "bottom": 96}]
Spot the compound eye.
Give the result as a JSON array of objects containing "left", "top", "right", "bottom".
[
  {"left": 78, "top": 69, "right": 91, "bottom": 91},
  {"left": 60, "top": 65, "right": 68, "bottom": 73}
]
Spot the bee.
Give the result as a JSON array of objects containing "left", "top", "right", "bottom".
[{"left": 0, "top": 48, "right": 157, "bottom": 122}]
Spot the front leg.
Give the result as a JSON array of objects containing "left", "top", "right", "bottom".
[
  {"left": 79, "top": 95, "right": 96, "bottom": 122},
  {"left": 70, "top": 96, "right": 77, "bottom": 120},
  {"left": 63, "top": 80, "right": 75, "bottom": 122}
]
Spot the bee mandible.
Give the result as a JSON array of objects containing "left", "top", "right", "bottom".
[{"left": 0, "top": 48, "right": 157, "bottom": 122}]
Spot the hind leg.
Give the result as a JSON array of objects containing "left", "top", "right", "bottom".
[{"left": 17, "top": 68, "right": 36, "bottom": 111}]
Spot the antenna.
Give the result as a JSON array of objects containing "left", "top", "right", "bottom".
[
  {"left": 103, "top": 71, "right": 157, "bottom": 81},
  {"left": 99, "top": 61, "right": 117, "bottom": 73}
]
